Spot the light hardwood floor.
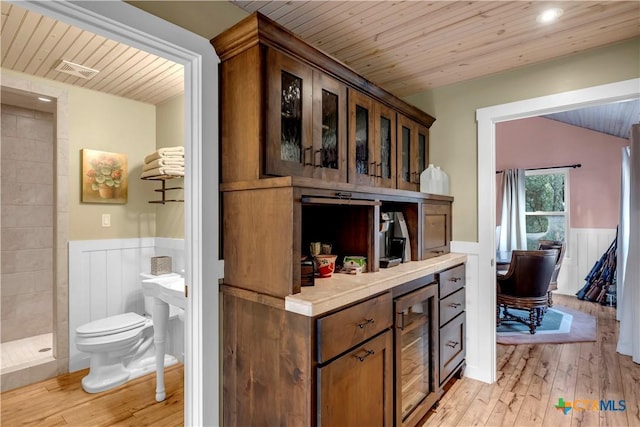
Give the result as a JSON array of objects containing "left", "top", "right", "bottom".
[
  {"left": 423, "top": 294, "right": 640, "bottom": 427},
  {"left": 1, "top": 363, "right": 183, "bottom": 426},
  {"left": 2, "top": 295, "right": 638, "bottom": 427}
]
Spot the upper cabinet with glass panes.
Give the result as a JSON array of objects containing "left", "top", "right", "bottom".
[
  {"left": 266, "top": 49, "right": 347, "bottom": 181},
  {"left": 212, "top": 12, "right": 435, "bottom": 189}
]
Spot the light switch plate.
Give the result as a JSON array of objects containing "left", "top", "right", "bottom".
[{"left": 101, "top": 214, "right": 111, "bottom": 227}]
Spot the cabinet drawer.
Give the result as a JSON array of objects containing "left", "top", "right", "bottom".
[
  {"left": 439, "top": 314, "right": 465, "bottom": 383},
  {"left": 439, "top": 288, "right": 465, "bottom": 327},
  {"left": 317, "top": 292, "right": 392, "bottom": 363},
  {"left": 438, "top": 264, "right": 465, "bottom": 298}
]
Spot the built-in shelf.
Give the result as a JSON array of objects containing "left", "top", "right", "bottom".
[{"left": 141, "top": 175, "right": 184, "bottom": 204}]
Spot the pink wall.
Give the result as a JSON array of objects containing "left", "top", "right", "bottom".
[{"left": 496, "top": 116, "right": 628, "bottom": 229}]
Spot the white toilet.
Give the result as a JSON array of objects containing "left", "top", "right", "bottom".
[{"left": 75, "top": 280, "right": 181, "bottom": 394}]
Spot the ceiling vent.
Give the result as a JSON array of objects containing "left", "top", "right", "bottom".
[{"left": 54, "top": 60, "right": 99, "bottom": 80}]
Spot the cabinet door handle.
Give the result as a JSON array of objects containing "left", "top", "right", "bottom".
[
  {"left": 446, "top": 341, "right": 459, "bottom": 348},
  {"left": 431, "top": 250, "right": 445, "bottom": 255},
  {"left": 356, "top": 318, "right": 375, "bottom": 329},
  {"left": 376, "top": 162, "right": 382, "bottom": 178},
  {"left": 396, "top": 311, "right": 405, "bottom": 330},
  {"left": 353, "top": 349, "right": 375, "bottom": 362},
  {"left": 449, "top": 302, "right": 461, "bottom": 308},
  {"left": 314, "top": 149, "right": 322, "bottom": 167},
  {"left": 303, "top": 146, "right": 313, "bottom": 166},
  {"left": 449, "top": 277, "right": 462, "bottom": 283},
  {"left": 369, "top": 161, "right": 377, "bottom": 176}
]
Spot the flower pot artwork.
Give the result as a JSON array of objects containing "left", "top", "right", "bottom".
[
  {"left": 81, "top": 149, "right": 128, "bottom": 204},
  {"left": 315, "top": 254, "right": 337, "bottom": 278},
  {"left": 97, "top": 183, "right": 115, "bottom": 199}
]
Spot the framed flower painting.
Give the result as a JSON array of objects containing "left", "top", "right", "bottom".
[{"left": 81, "top": 149, "right": 128, "bottom": 204}]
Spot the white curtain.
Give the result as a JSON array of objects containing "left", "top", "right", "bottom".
[
  {"left": 617, "top": 124, "right": 640, "bottom": 363},
  {"left": 498, "top": 168, "right": 527, "bottom": 252},
  {"left": 617, "top": 145, "right": 630, "bottom": 321}
]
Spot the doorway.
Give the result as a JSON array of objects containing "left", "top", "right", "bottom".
[
  {"left": 4, "top": 1, "right": 220, "bottom": 425},
  {"left": 476, "top": 78, "right": 640, "bottom": 383}
]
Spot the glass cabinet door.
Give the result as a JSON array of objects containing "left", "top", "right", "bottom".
[
  {"left": 348, "top": 89, "right": 375, "bottom": 186},
  {"left": 416, "top": 124, "right": 429, "bottom": 185},
  {"left": 397, "top": 114, "right": 426, "bottom": 191},
  {"left": 313, "top": 72, "right": 347, "bottom": 182},
  {"left": 266, "top": 49, "right": 313, "bottom": 178},
  {"left": 374, "top": 102, "right": 396, "bottom": 189}
]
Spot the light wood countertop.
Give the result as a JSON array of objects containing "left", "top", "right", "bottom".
[{"left": 285, "top": 253, "right": 467, "bottom": 316}]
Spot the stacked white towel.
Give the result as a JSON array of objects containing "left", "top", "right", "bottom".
[{"left": 141, "top": 146, "right": 184, "bottom": 179}]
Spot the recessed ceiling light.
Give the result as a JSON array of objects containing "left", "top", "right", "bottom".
[
  {"left": 37, "top": 96, "right": 52, "bottom": 102},
  {"left": 537, "top": 7, "right": 563, "bottom": 24}
]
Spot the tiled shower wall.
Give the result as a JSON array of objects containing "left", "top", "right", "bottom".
[{"left": 1, "top": 104, "right": 54, "bottom": 342}]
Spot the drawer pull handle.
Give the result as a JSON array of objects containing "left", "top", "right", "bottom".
[
  {"left": 431, "top": 250, "right": 445, "bottom": 254},
  {"left": 446, "top": 340, "right": 459, "bottom": 348},
  {"left": 353, "top": 349, "right": 375, "bottom": 362},
  {"left": 357, "top": 318, "right": 375, "bottom": 329},
  {"left": 449, "top": 277, "right": 462, "bottom": 283},
  {"left": 449, "top": 302, "right": 462, "bottom": 308}
]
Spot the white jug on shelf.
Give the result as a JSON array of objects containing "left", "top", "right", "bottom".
[
  {"left": 436, "top": 166, "right": 450, "bottom": 195},
  {"left": 419, "top": 164, "right": 450, "bottom": 195}
]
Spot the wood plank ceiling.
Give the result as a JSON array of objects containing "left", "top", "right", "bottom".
[
  {"left": 0, "top": 2, "right": 183, "bottom": 105},
  {"left": 231, "top": 1, "right": 640, "bottom": 97}
]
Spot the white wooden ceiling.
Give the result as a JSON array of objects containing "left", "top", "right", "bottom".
[
  {"left": 544, "top": 99, "right": 640, "bottom": 140},
  {"left": 0, "top": 2, "right": 183, "bottom": 105},
  {"left": 1, "top": 1, "right": 638, "bottom": 137}
]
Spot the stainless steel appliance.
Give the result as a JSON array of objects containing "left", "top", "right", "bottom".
[
  {"left": 380, "top": 212, "right": 412, "bottom": 268},
  {"left": 393, "top": 276, "right": 439, "bottom": 426}
]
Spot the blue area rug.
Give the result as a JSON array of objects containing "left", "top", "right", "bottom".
[{"left": 497, "top": 305, "right": 596, "bottom": 345}]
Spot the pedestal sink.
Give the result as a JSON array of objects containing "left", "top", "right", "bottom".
[{"left": 141, "top": 273, "right": 185, "bottom": 402}]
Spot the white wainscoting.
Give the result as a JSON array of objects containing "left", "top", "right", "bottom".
[
  {"left": 556, "top": 228, "right": 617, "bottom": 296},
  {"left": 69, "top": 238, "right": 185, "bottom": 372},
  {"left": 450, "top": 241, "right": 486, "bottom": 382}
]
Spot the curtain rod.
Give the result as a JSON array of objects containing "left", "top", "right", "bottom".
[{"left": 496, "top": 163, "right": 581, "bottom": 174}]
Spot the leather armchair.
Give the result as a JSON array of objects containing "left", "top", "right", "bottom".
[
  {"left": 496, "top": 249, "right": 558, "bottom": 334},
  {"left": 537, "top": 239, "right": 566, "bottom": 307}
]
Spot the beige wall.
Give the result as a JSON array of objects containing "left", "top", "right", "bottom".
[
  {"left": 155, "top": 94, "right": 185, "bottom": 238},
  {"left": 2, "top": 69, "right": 159, "bottom": 240},
  {"left": 404, "top": 37, "right": 640, "bottom": 242}
]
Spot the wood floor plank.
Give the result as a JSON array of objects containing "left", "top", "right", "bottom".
[
  {"left": 456, "top": 343, "right": 526, "bottom": 426},
  {"left": 495, "top": 343, "right": 545, "bottom": 426},
  {"left": 542, "top": 343, "right": 580, "bottom": 427},
  {"left": 422, "top": 378, "right": 483, "bottom": 426},
  {"left": 1, "top": 364, "right": 184, "bottom": 427},
  {"left": 618, "top": 352, "right": 640, "bottom": 427},
  {"left": 483, "top": 344, "right": 531, "bottom": 426}
]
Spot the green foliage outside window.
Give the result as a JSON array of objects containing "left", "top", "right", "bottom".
[
  {"left": 525, "top": 173, "right": 566, "bottom": 249},
  {"left": 525, "top": 174, "right": 565, "bottom": 212}
]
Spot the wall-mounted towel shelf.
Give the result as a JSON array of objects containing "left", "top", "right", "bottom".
[{"left": 141, "top": 175, "right": 184, "bottom": 204}]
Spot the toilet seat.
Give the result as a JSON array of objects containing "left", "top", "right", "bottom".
[{"left": 76, "top": 312, "right": 148, "bottom": 338}]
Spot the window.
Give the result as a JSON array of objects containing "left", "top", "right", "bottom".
[{"left": 524, "top": 169, "right": 569, "bottom": 250}]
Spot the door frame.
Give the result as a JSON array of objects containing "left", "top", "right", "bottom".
[
  {"left": 13, "top": 1, "right": 221, "bottom": 425},
  {"left": 476, "top": 78, "right": 640, "bottom": 383}
]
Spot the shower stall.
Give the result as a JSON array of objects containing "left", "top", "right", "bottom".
[{"left": 1, "top": 83, "right": 68, "bottom": 391}]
